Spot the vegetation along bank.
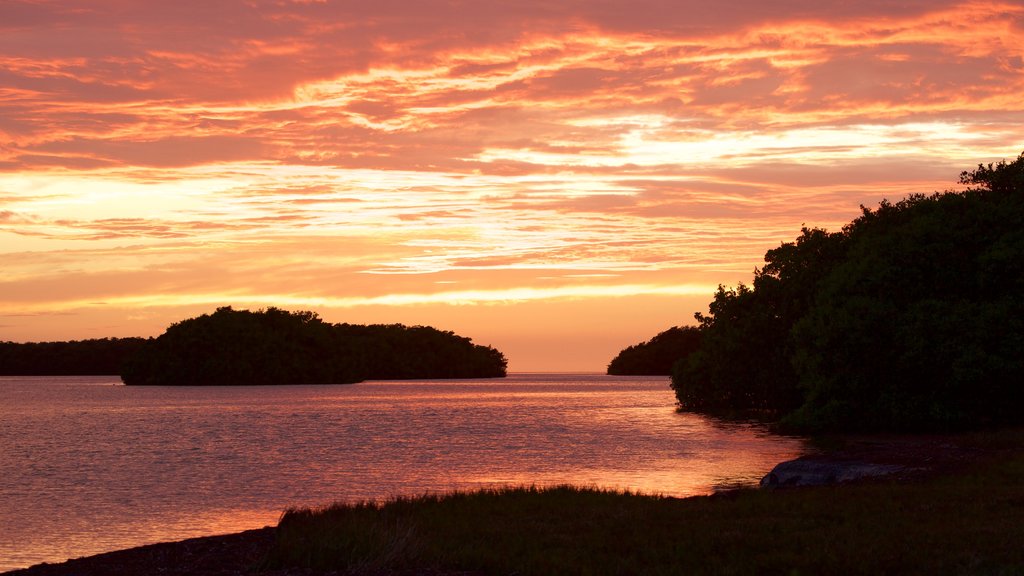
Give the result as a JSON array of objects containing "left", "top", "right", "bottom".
[{"left": 610, "top": 153, "right": 1024, "bottom": 433}]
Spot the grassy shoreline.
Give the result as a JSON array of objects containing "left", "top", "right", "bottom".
[
  {"left": 8, "top": 429, "right": 1023, "bottom": 575},
  {"left": 265, "top": 429, "right": 1024, "bottom": 575}
]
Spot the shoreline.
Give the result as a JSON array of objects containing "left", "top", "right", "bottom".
[
  {"left": 5, "top": 429, "right": 1018, "bottom": 576},
  {"left": 2, "top": 527, "right": 278, "bottom": 576}
]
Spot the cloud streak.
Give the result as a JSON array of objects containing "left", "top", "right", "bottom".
[{"left": 1, "top": 0, "right": 1022, "bottom": 368}]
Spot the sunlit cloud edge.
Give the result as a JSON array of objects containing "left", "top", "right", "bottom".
[{"left": 1, "top": 283, "right": 718, "bottom": 315}]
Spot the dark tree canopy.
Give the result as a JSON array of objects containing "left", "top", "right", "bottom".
[
  {"left": 120, "top": 307, "right": 351, "bottom": 385},
  {"left": 0, "top": 338, "right": 149, "bottom": 375},
  {"left": 119, "top": 307, "right": 507, "bottom": 385},
  {"left": 669, "top": 153, "right": 1024, "bottom": 432},
  {"left": 331, "top": 323, "right": 510, "bottom": 380},
  {"left": 3, "top": 307, "right": 507, "bottom": 385},
  {"left": 607, "top": 326, "right": 702, "bottom": 375}
]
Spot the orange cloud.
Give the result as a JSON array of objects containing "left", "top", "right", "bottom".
[{"left": 1, "top": 0, "right": 1022, "bottom": 369}]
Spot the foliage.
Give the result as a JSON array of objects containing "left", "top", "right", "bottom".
[
  {"left": 265, "top": 437, "right": 1024, "bottom": 575},
  {"left": 114, "top": 307, "right": 506, "bottom": 385},
  {"left": 673, "top": 227, "right": 846, "bottom": 417},
  {"left": 671, "top": 153, "right": 1024, "bottom": 431},
  {"left": 0, "top": 338, "right": 149, "bottom": 375},
  {"left": 788, "top": 180, "right": 1024, "bottom": 431},
  {"left": 2, "top": 309, "right": 505, "bottom": 384},
  {"left": 333, "top": 323, "right": 510, "bottom": 380},
  {"left": 121, "top": 307, "right": 346, "bottom": 385},
  {"left": 606, "top": 325, "right": 702, "bottom": 375}
]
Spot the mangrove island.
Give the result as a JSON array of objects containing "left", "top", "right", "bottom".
[{"left": 0, "top": 307, "right": 508, "bottom": 384}]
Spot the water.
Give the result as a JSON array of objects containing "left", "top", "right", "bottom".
[{"left": 0, "top": 374, "right": 806, "bottom": 571}]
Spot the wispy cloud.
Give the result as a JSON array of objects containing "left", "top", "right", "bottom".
[{"left": 1, "top": 0, "right": 1022, "bottom": 368}]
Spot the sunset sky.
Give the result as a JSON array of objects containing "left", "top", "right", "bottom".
[{"left": 1, "top": 0, "right": 1022, "bottom": 371}]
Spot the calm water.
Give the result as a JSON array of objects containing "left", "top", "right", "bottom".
[{"left": 0, "top": 374, "right": 806, "bottom": 571}]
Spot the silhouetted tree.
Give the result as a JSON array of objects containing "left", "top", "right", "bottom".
[
  {"left": 119, "top": 307, "right": 507, "bottom": 385},
  {"left": 607, "top": 326, "right": 702, "bottom": 375},
  {"left": 668, "top": 152, "right": 1024, "bottom": 431},
  {"left": 333, "top": 323, "right": 508, "bottom": 380},
  {"left": 789, "top": 155, "right": 1024, "bottom": 431},
  {"left": 672, "top": 227, "right": 846, "bottom": 416},
  {"left": 0, "top": 338, "right": 149, "bottom": 375}
]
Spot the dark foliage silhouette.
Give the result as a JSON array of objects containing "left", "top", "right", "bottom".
[
  {"left": 669, "top": 153, "right": 1024, "bottom": 431},
  {"left": 120, "top": 307, "right": 350, "bottom": 385},
  {"left": 0, "top": 338, "right": 149, "bottom": 375},
  {"left": 332, "top": 323, "right": 510, "bottom": 380},
  {"left": 607, "top": 326, "right": 702, "bottom": 375},
  {"left": 119, "top": 307, "right": 507, "bottom": 385},
  {"left": 3, "top": 307, "right": 506, "bottom": 384}
]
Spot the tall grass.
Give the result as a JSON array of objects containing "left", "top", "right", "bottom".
[{"left": 264, "top": 447, "right": 1024, "bottom": 575}]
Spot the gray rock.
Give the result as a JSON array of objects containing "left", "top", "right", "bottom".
[{"left": 760, "top": 459, "right": 904, "bottom": 488}]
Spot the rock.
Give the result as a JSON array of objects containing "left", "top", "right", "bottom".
[{"left": 760, "top": 459, "right": 904, "bottom": 488}]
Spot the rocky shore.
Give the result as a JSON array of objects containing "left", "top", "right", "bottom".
[{"left": 760, "top": 433, "right": 991, "bottom": 488}]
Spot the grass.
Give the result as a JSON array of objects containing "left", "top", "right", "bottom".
[{"left": 264, "top": 433, "right": 1024, "bottom": 575}]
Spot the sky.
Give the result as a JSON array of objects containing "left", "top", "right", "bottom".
[{"left": 1, "top": 0, "right": 1022, "bottom": 371}]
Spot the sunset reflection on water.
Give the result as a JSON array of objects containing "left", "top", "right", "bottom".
[{"left": 0, "top": 374, "right": 806, "bottom": 571}]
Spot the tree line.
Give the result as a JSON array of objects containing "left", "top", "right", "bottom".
[
  {"left": 0, "top": 338, "right": 149, "bottom": 375},
  {"left": 609, "top": 153, "right": 1024, "bottom": 432},
  {"left": 607, "top": 326, "right": 701, "bottom": 375},
  {"left": 1, "top": 307, "right": 508, "bottom": 384}
]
